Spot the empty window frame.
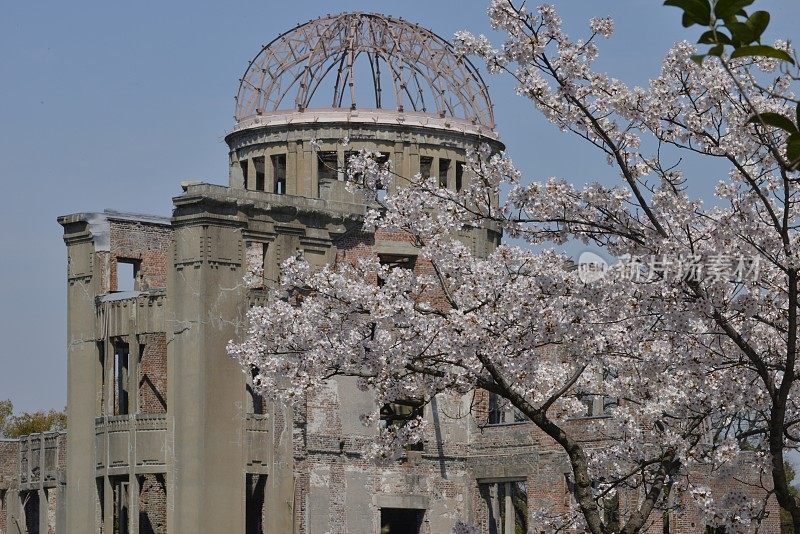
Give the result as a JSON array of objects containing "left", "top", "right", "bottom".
[
  {"left": 487, "top": 392, "right": 526, "bottom": 425},
  {"left": 455, "top": 161, "right": 465, "bottom": 192},
  {"left": 98, "top": 342, "right": 106, "bottom": 416},
  {"left": 97, "top": 478, "right": 105, "bottom": 533},
  {"left": 253, "top": 156, "right": 266, "bottom": 192},
  {"left": 241, "top": 159, "right": 250, "bottom": 190},
  {"left": 480, "top": 480, "right": 528, "bottom": 534},
  {"left": 272, "top": 154, "right": 287, "bottom": 194},
  {"left": 377, "top": 254, "right": 416, "bottom": 287},
  {"left": 246, "top": 367, "right": 265, "bottom": 415},
  {"left": 317, "top": 151, "right": 339, "bottom": 182},
  {"left": 380, "top": 508, "right": 425, "bottom": 534},
  {"left": 419, "top": 156, "right": 433, "bottom": 179},
  {"left": 438, "top": 158, "right": 450, "bottom": 189},
  {"left": 245, "top": 474, "right": 267, "bottom": 534},
  {"left": 111, "top": 476, "right": 130, "bottom": 534},
  {"left": 114, "top": 341, "right": 130, "bottom": 416},
  {"left": 115, "top": 259, "right": 139, "bottom": 292},
  {"left": 22, "top": 490, "right": 40, "bottom": 534},
  {"left": 380, "top": 400, "right": 424, "bottom": 451}
]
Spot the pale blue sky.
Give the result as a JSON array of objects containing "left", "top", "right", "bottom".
[{"left": 1, "top": 1, "right": 799, "bottom": 412}]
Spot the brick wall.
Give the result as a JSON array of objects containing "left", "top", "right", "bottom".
[
  {"left": 138, "top": 473, "right": 167, "bottom": 534},
  {"left": 0, "top": 441, "right": 18, "bottom": 492},
  {"left": 0, "top": 440, "right": 19, "bottom": 534},
  {"left": 139, "top": 333, "right": 167, "bottom": 414},
  {"left": 109, "top": 219, "right": 172, "bottom": 292},
  {"left": 46, "top": 487, "right": 57, "bottom": 534}
]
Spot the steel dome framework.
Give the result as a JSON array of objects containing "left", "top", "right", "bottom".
[{"left": 234, "top": 12, "right": 495, "bottom": 129}]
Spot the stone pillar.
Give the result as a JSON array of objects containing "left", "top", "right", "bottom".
[
  {"left": 167, "top": 197, "right": 248, "bottom": 534},
  {"left": 59, "top": 213, "right": 109, "bottom": 534}
]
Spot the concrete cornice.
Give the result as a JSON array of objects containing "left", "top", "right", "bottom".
[{"left": 229, "top": 108, "right": 501, "bottom": 141}]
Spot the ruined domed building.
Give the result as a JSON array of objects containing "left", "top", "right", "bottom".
[{"left": 0, "top": 12, "right": 780, "bottom": 534}]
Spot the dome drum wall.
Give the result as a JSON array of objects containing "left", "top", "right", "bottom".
[{"left": 225, "top": 110, "right": 505, "bottom": 204}]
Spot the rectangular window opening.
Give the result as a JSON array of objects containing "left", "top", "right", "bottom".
[
  {"left": 380, "top": 508, "right": 424, "bottom": 534},
  {"left": 272, "top": 154, "right": 287, "bottom": 194},
  {"left": 246, "top": 474, "right": 267, "bottom": 534},
  {"left": 23, "top": 490, "right": 40, "bottom": 534},
  {"left": 420, "top": 156, "right": 433, "bottom": 179},
  {"left": 253, "top": 156, "right": 266, "bottom": 191},
  {"left": 487, "top": 392, "right": 527, "bottom": 425},
  {"left": 247, "top": 367, "right": 265, "bottom": 415},
  {"left": 480, "top": 480, "right": 528, "bottom": 534},
  {"left": 96, "top": 478, "right": 105, "bottom": 534},
  {"left": 455, "top": 161, "right": 465, "bottom": 192},
  {"left": 318, "top": 151, "right": 338, "bottom": 182},
  {"left": 115, "top": 260, "right": 139, "bottom": 293},
  {"left": 380, "top": 400, "right": 424, "bottom": 451},
  {"left": 114, "top": 341, "right": 129, "bottom": 416},
  {"left": 111, "top": 476, "right": 130, "bottom": 534},
  {"left": 378, "top": 254, "right": 416, "bottom": 288},
  {"left": 241, "top": 159, "right": 249, "bottom": 190},
  {"left": 438, "top": 158, "right": 450, "bottom": 189},
  {"left": 98, "top": 342, "right": 106, "bottom": 416}
]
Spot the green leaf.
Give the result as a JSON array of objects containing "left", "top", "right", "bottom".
[
  {"left": 787, "top": 133, "right": 800, "bottom": 167},
  {"left": 726, "top": 21, "right": 755, "bottom": 46},
  {"left": 690, "top": 54, "right": 707, "bottom": 64},
  {"left": 747, "top": 112, "right": 799, "bottom": 133},
  {"left": 795, "top": 102, "right": 800, "bottom": 132},
  {"left": 708, "top": 44, "right": 725, "bottom": 56},
  {"left": 746, "top": 11, "right": 770, "bottom": 41},
  {"left": 665, "top": 0, "right": 712, "bottom": 26},
  {"left": 714, "top": 0, "right": 754, "bottom": 20},
  {"left": 698, "top": 29, "right": 733, "bottom": 45},
  {"left": 730, "top": 45, "right": 795, "bottom": 63}
]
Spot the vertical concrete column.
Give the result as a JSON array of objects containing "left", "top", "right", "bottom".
[
  {"left": 286, "top": 142, "right": 298, "bottom": 195},
  {"left": 167, "top": 203, "right": 248, "bottom": 534},
  {"left": 302, "top": 141, "right": 315, "bottom": 198},
  {"left": 407, "top": 145, "right": 420, "bottom": 187},
  {"left": 447, "top": 150, "right": 456, "bottom": 190},
  {"left": 59, "top": 214, "right": 109, "bottom": 534},
  {"left": 56, "top": 483, "right": 67, "bottom": 534},
  {"left": 243, "top": 158, "right": 254, "bottom": 191},
  {"left": 129, "top": 473, "right": 140, "bottom": 534},
  {"left": 103, "top": 477, "right": 113, "bottom": 534},
  {"left": 229, "top": 154, "right": 245, "bottom": 189},
  {"left": 431, "top": 156, "right": 440, "bottom": 185},
  {"left": 265, "top": 152, "right": 274, "bottom": 194},
  {"left": 392, "top": 142, "right": 404, "bottom": 195},
  {"left": 38, "top": 488, "right": 47, "bottom": 534}
]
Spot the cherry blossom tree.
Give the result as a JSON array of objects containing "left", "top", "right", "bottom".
[{"left": 229, "top": 0, "right": 800, "bottom": 531}]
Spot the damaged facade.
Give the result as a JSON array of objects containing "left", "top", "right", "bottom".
[{"left": 0, "top": 12, "right": 781, "bottom": 534}]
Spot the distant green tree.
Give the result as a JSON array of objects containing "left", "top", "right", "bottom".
[
  {"left": 0, "top": 400, "right": 66, "bottom": 438},
  {"left": 782, "top": 462, "right": 800, "bottom": 533},
  {"left": 0, "top": 400, "right": 12, "bottom": 436}
]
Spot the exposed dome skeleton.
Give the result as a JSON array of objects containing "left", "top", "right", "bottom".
[{"left": 234, "top": 12, "right": 495, "bottom": 129}]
